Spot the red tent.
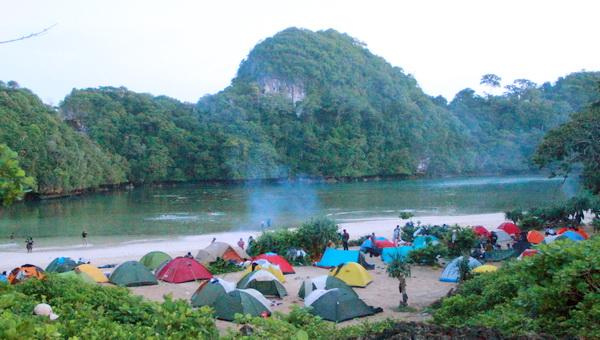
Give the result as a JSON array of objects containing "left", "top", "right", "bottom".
[
  {"left": 252, "top": 254, "right": 295, "bottom": 274},
  {"left": 498, "top": 222, "right": 521, "bottom": 235},
  {"left": 156, "top": 257, "right": 213, "bottom": 283},
  {"left": 521, "top": 249, "right": 539, "bottom": 258},
  {"left": 374, "top": 240, "right": 395, "bottom": 248},
  {"left": 473, "top": 226, "right": 490, "bottom": 237}
]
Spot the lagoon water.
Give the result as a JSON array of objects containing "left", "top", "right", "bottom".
[{"left": 0, "top": 175, "right": 581, "bottom": 250}]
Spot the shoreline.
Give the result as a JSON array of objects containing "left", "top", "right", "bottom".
[{"left": 0, "top": 212, "right": 506, "bottom": 272}]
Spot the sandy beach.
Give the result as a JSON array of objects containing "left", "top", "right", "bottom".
[{"left": 0, "top": 212, "right": 508, "bottom": 329}]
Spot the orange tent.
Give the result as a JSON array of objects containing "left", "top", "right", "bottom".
[
  {"left": 8, "top": 264, "right": 46, "bottom": 284},
  {"left": 526, "top": 230, "right": 544, "bottom": 244},
  {"left": 557, "top": 227, "right": 589, "bottom": 240}
]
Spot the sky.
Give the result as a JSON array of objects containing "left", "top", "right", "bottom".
[{"left": 1, "top": 0, "right": 599, "bottom": 106}]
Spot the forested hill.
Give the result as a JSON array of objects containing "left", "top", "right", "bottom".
[{"left": 1, "top": 28, "right": 600, "bottom": 196}]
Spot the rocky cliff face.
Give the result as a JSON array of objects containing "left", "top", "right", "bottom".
[{"left": 258, "top": 76, "right": 306, "bottom": 106}]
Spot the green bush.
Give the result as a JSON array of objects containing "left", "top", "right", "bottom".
[
  {"left": 433, "top": 237, "right": 600, "bottom": 338},
  {"left": 408, "top": 243, "right": 448, "bottom": 266},
  {"left": 443, "top": 226, "right": 479, "bottom": 258},
  {"left": 0, "top": 274, "right": 219, "bottom": 339},
  {"left": 206, "top": 258, "right": 244, "bottom": 275}
]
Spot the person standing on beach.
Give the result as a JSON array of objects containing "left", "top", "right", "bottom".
[
  {"left": 25, "top": 237, "right": 34, "bottom": 253},
  {"left": 393, "top": 226, "right": 400, "bottom": 246},
  {"left": 10, "top": 232, "right": 15, "bottom": 243},
  {"left": 342, "top": 229, "right": 349, "bottom": 250},
  {"left": 211, "top": 237, "right": 216, "bottom": 244},
  {"left": 82, "top": 231, "right": 88, "bottom": 245}
]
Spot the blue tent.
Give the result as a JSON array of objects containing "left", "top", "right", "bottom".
[
  {"left": 381, "top": 246, "right": 414, "bottom": 262},
  {"left": 413, "top": 235, "right": 441, "bottom": 248},
  {"left": 440, "top": 256, "right": 482, "bottom": 282},
  {"left": 561, "top": 231, "right": 585, "bottom": 242},
  {"left": 317, "top": 249, "right": 374, "bottom": 269},
  {"left": 0, "top": 273, "right": 7, "bottom": 282},
  {"left": 359, "top": 237, "right": 388, "bottom": 252}
]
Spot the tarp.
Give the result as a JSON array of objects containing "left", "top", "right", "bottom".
[
  {"left": 359, "top": 237, "right": 388, "bottom": 252},
  {"left": 139, "top": 251, "right": 172, "bottom": 270},
  {"left": 298, "top": 275, "right": 357, "bottom": 299},
  {"left": 110, "top": 261, "right": 158, "bottom": 287},
  {"left": 381, "top": 246, "right": 414, "bottom": 263},
  {"left": 75, "top": 264, "right": 109, "bottom": 283},
  {"left": 156, "top": 257, "right": 213, "bottom": 283},
  {"left": 190, "top": 278, "right": 236, "bottom": 307},
  {"left": 8, "top": 264, "right": 46, "bottom": 284},
  {"left": 440, "top": 256, "right": 482, "bottom": 282},
  {"left": 212, "top": 289, "right": 272, "bottom": 321},
  {"left": 328, "top": 262, "right": 373, "bottom": 288},
  {"left": 317, "top": 248, "right": 374, "bottom": 269},
  {"left": 484, "top": 249, "right": 516, "bottom": 262},
  {"left": 304, "top": 289, "right": 374, "bottom": 322},
  {"left": 237, "top": 270, "right": 287, "bottom": 298},
  {"left": 374, "top": 240, "right": 395, "bottom": 248},
  {"left": 498, "top": 222, "right": 521, "bottom": 235},
  {"left": 45, "top": 257, "right": 85, "bottom": 273},
  {"left": 252, "top": 254, "right": 295, "bottom": 274}
]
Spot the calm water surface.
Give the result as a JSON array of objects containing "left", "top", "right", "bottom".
[{"left": 0, "top": 175, "right": 581, "bottom": 250}]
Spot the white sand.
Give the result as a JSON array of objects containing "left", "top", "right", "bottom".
[{"left": 0, "top": 212, "right": 505, "bottom": 273}]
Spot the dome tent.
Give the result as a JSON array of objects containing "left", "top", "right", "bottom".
[
  {"left": 298, "top": 275, "right": 357, "bottom": 299},
  {"left": 139, "top": 251, "right": 172, "bottom": 270},
  {"left": 440, "top": 256, "right": 482, "bottom": 282},
  {"left": 212, "top": 289, "right": 272, "bottom": 321},
  {"left": 190, "top": 278, "right": 236, "bottom": 307},
  {"left": 237, "top": 270, "right": 287, "bottom": 298},
  {"left": 304, "top": 289, "right": 374, "bottom": 322},
  {"left": 328, "top": 262, "right": 373, "bottom": 288},
  {"left": 252, "top": 253, "right": 295, "bottom": 274},
  {"left": 110, "top": 261, "right": 158, "bottom": 287},
  {"left": 156, "top": 257, "right": 213, "bottom": 283},
  {"left": 45, "top": 257, "right": 85, "bottom": 273}
]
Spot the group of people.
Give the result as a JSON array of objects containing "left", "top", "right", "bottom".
[{"left": 11, "top": 230, "right": 90, "bottom": 253}]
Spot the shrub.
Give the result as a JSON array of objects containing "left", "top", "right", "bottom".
[
  {"left": 443, "top": 226, "right": 479, "bottom": 258},
  {"left": 408, "top": 243, "right": 448, "bottom": 266},
  {"left": 433, "top": 237, "right": 600, "bottom": 338},
  {"left": 206, "top": 258, "right": 243, "bottom": 275}
]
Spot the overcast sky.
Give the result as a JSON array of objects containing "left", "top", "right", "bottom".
[{"left": 1, "top": 0, "right": 598, "bottom": 106}]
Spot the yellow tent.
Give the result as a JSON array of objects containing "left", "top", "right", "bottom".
[
  {"left": 242, "top": 263, "right": 286, "bottom": 283},
  {"left": 328, "top": 262, "right": 372, "bottom": 288},
  {"left": 75, "top": 264, "right": 109, "bottom": 283},
  {"left": 472, "top": 264, "right": 499, "bottom": 273}
]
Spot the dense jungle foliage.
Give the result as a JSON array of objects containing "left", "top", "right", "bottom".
[
  {"left": 1, "top": 28, "right": 599, "bottom": 196},
  {"left": 432, "top": 237, "right": 600, "bottom": 338}
]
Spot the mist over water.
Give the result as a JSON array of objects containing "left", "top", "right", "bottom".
[{"left": 0, "top": 175, "right": 582, "bottom": 248}]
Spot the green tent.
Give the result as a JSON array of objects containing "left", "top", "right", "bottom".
[
  {"left": 212, "top": 289, "right": 272, "bottom": 321},
  {"left": 237, "top": 270, "right": 287, "bottom": 298},
  {"left": 139, "top": 251, "right": 172, "bottom": 270},
  {"left": 110, "top": 261, "right": 158, "bottom": 287},
  {"left": 298, "top": 275, "right": 357, "bottom": 299},
  {"left": 59, "top": 270, "right": 96, "bottom": 284},
  {"left": 190, "top": 278, "right": 236, "bottom": 307},
  {"left": 45, "top": 257, "right": 84, "bottom": 273},
  {"left": 304, "top": 288, "right": 374, "bottom": 322}
]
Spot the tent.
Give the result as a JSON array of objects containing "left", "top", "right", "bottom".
[
  {"left": 212, "top": 289, "right": 272, "bottom": 321},
  {"left": 521, "top": 249, "right": 540, "bottom": 258},
  {"left": 156, "top": 257, "right": 213, "bottom": 283},
  {"left": 413, "top": 235, "right": 441, "bottom": 248},
  {"left": 139, "top": 251, "right": 172, "bottom": 270},
  {"left": 298, "top": 275, "right": 357, "bottom": 299},
  {"left": 0, "top": 273, "right": 7, "bottom": 282},
  {"left": 7, "top": 264, "right": 45, "bottom": 284},
  {"left": 75, "top": 264, "right": 109, "bottom": 283},
  {"left": 472, "top": 264, "right": 498, "bottom": 273},
  {"left": 45, "top": 257, "right": 85, "bottom": 273},
  {"left": 374, "top": 240, "right": 395, "bottom": 248},
  {"left": 498, "top": 222, "right": 521, "bottom": 235},
  {"left": 195, "top": 242, "right": 249, "bottom": 264},
  {"left": 489, "top": 229, "right": 512, "bottom": 243},
  {"left": 304, "top": 289, "right": 374, "bottom": 322},
  {"left": 110, "top": 261, "right": 158, "bottom": 287},
  {"left": 557, "top": 227, "right": 589, "bottom": 240},
  {"left": 359, "top": 237, "right": 388, "bottom": 252},
  {"left": 59, "top": 270, "right": 96, "bottom": 284},
  {"left": 237, "top": 270, "right": 287, "bottom": 298},
  {"left": 316, "top": 248, "right": 374, "bottom": 269},
  {"left": 473, "top": 226, "right": 490, "bottom": 237},
  {"left": 328, "top": 262, "right": 373, "bottom": 288},
  {"left": 190, "top": 278, "right": 236, "bottom": 307},
  {"left": 439, "top": 256, "right": 482, "bottom": 282},
  {"left": 252, "top": 254, "right": 295, "bottom": 274},
  {"left": 242, "top": 263, "right": 286, "bottom": 283},
  {"left": 560, "top": 231, "right": 585, "bottom": 242},
  {"left": 527, "top": 230, "right": 544, "bottom": 244}
]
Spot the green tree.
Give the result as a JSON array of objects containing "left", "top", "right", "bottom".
[
  {"left": 0, "top": 144, "right": 36, "bottom": 206},
  {"left": 385, "top": 253, "right": 412, "bottom": 307},
  {"left": 480, "top": 74, "right": 501, "bottom": 95},
  {"left": 533, "top": 100, "right": 600, "bottom": 194}
]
